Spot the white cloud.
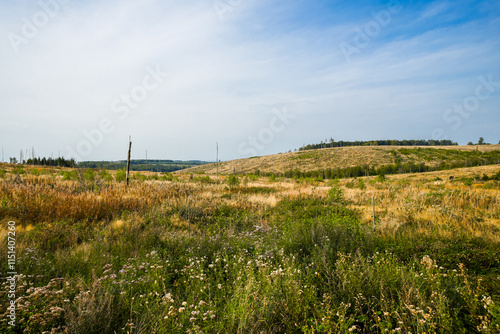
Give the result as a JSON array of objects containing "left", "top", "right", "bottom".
[
  {"left": 0, "top": 0, "right": 498, "bottom": 161},
  {"left": 419, "top": 1, "right": 451, "bottom": 20}
]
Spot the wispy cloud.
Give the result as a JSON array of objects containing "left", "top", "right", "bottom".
[
  {"left": 419, "top": 1, "right": 451, "bottom": 20},
  {"left": 0, "top": 0, "right": 498, "bottom": 161}
]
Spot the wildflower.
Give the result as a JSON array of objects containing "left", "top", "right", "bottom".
[
  {"left": 482, "top": 296, "right": 493, "bottom": 309},
  {"left": 179, "top": 307, "right": 185, "bottom": 313},
  {"left": 421, "top": 255, "right": 434, "bottom": 269},
  {"left": 163, "top": 293, "right": 174, "bottom": 303}
]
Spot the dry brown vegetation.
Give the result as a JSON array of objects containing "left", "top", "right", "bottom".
[{"left": 1, "top": 163, "right": 499, "bottom": 245}]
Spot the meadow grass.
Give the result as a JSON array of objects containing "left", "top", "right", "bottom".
[{"left": 0, "top": 164, "right": 499, "bottom": 333}]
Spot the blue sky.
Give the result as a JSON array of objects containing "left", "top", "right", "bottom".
[{"left": 0, "top": 0, "right": 499, "bottom": 162}]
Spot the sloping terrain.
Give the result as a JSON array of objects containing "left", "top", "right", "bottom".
[{"left": 181, "top": 144, "right": 500, "bottom": 175}]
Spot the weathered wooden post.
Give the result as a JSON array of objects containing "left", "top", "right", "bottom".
[
  {"left": 126, "top": 136, "right": 132, "bottom": 186},
  {"left": 188, "top": 196, "right": 191, "bottom": 238},
  {"left": 184, "top": 188, "right": 191, "bottom": 237},
  {"left": 216, "top": 142, "right": 219, "bottom": 183},
  {"left": 372, "top": 196, "right": 375, "bottom": 229}
]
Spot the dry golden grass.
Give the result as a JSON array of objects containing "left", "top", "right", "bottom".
[
  {"left": 335, "top": 165, "right": 500, "bottom": 242},
  {"left": 1, "top": 163, "right": 499, "bottom": 244}
]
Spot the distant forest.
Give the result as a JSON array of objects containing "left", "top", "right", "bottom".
[
  {"left": 9, "top": 157, "right": 208, "bottom": 173},
  {"left": 299, "top": 139, "right": 457, "bottom": 151},
  {"left": 78, "top": 160, "right": 209, "bottom": 173},
  {"left": 23, "top": 157, "right": 77, "bottom": 168}
]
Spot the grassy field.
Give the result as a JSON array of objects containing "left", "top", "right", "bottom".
[
  {"left": 184, "top": 144, "right": 500, "bottom": 175},
  {"left": 1, "top": 163, "right": 500, "bottom": 333}
]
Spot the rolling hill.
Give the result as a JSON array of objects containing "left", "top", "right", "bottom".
[{"left": 181, "top": 144, "right": 500, "bottom": 175}]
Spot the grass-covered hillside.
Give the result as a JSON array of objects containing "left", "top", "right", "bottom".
[{"left": 184, "top": 145, "right": 500, "bottom": 176}]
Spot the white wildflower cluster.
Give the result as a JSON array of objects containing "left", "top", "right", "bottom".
[
  {"left": 420, "top": 255, "right": 435, "bottom": 270},
  {"left": 162, "top": 293, "right": 174, "bottom": 304},
  {"left": 270, "top": 267, "right": 285, "bottom": 277},
  {"left": 481, "top": 295, "right": 493, "bottom": 309}
]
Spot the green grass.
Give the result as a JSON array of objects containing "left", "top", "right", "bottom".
[
  {"left": 1, "top": 171, "right": 499, "bottom": 333},
  {"left": 3, "top": 203, "right": 499, "bottom": 333}
]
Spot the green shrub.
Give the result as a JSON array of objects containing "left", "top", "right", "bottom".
[
  {"left": 12, "top": 166, "right": 25, "bottom": 174},
  {"left": 30, "top": 168, "right": 42, "bottom": 176},
  {"left": 227, "top": 174, "right": 239, "bottom": 186},
  {"left": 240, "top": 186, "right": 277, "bottom": 194},
  {"left": 99, "top": 169, "right": 113, "bottom": 182},
  {"left": 328, "top": 186, "right": 344, "bottom": 204},
  {"left": 194, "top": 176, "right": 212, "bottom": 184},
  {"left": 132, "top": 172, "right": 147, "bottom": 181},
  {"left": 247, "top": 174, "right": 259, "bottom": 181},
  {"left": 161, "top": 172, "right": 174, "bottom": 181},
  {"left": 115, "top": 169, "right": 126, "bottom": 182},
  {"left": 483, "top": 181, "right": 499, "bottom": 190},
  {"left": 83, "top": 169, "right": 96, "bottom": 182},
  {"left": 328, "top": 178, "right": 339, "bottom": 187},
  {"left": 314, "top": 175, "right": 324, "bottom": 182},
  {"left": 62, "top": 170, "right": 79, "bottom": 181},
  {"left": 463, "top": 178, "right": 473, "bottom": 186}
]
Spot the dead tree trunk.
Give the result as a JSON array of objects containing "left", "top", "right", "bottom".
[{"left": 126, "top": 136, "right": 132, "bottom": 186}]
